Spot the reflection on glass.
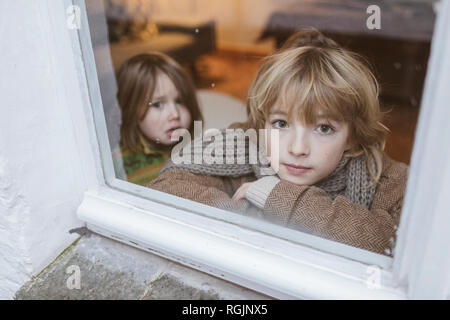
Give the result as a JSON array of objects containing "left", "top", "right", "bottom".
[{"left": 117, "top": 53, "right": 202, "bottom": 186}]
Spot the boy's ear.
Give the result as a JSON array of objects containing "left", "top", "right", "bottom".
[
  {"left": 345, "top": 141, "right": 352, "bottom": 151},
  {"left": 344, "top": 135, "right": 356, "bottom": 152}
]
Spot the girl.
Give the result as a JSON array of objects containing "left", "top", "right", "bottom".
[
  {"left": 117, "top": 52, "right": 203, "bottom": 186},
  {"left": 148, "top": 31, "right": 408, "bottom": 256}
]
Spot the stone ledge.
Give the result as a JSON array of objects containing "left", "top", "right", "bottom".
[{"left": 15, "top": 230, "right": 272, "bottom": 300}]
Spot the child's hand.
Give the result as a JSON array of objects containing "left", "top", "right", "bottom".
[{"left": 231, "top": 182, "right": 252, "bottom": 201}]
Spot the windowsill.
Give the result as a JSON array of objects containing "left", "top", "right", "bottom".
[
  {"left": 16, "top": 231, "right": 271, "bottom": 300},
  {"left": 77, "top": 184, "right": 407, "bottom": 299},
  {"left": 109, "top": 178, "right": 394, "bottom": 269}
]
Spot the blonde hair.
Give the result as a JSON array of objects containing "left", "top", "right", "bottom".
[
  {"left": 117, "top": 52, "right": 203, "bottom": 151},
  {"left": 244, "top": 30, "right": 389, "bottom": 184}
]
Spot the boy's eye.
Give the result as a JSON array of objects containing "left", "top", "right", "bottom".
[
  {"left": 149, "top": 101, "right": 163, "bottom": 108},
  {"left": 316, "top": 124, "right": 334, "bottom": 134},
  {"left": 271, "top": 120, "right": 289, "bottom": 129}
]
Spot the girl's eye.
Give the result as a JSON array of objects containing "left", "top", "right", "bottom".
[
  {"left": 175, "top": 98, "right": 183, "bottom": 105},
  {"left": 316, "top": 124, "right": 334, "bottom": 135},
  {"left": 271, "top": 120, "right": 289, "bottom": 129},
  {"left": 149, "top": 101, "right": 163, "bottom": 108}
]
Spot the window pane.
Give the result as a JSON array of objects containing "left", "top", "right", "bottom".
[{"left": 85, "top": 0, "right": 437, "bottom": 258}]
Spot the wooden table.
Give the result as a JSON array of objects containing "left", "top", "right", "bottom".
[{"left": 108, "top": 19, "right": 216, "bottom": 78}]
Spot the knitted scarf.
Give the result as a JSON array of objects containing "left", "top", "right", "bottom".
[{"left": 161, "top": 129, "right": 377, "bottom": 208}]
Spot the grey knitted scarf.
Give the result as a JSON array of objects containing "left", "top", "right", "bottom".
[{"left": 161, "top": 129, "right": 377, "bottom": 208}]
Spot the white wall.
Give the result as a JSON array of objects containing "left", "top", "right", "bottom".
[{"left": 0, "top": 0, "right": 92, "bottom": 299}]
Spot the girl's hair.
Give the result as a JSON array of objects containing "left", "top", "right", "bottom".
[
  {"left": 244, "top": 29, "right": 389, "bottom": 183},
  {"left": 117, "top": 52, "right": 203, "bottom": 151}
]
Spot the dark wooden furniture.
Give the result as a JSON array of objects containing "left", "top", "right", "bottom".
[{"left": 258, "top": 0, "right": 436, "bottom": 107}]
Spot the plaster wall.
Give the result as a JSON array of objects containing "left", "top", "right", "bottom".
[{"left": 0, "top": 0, "right": 90, "bottom": 299}]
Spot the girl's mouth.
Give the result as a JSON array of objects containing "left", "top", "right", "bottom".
[
  {"left": 284, "top": 163, "right": 311, "bottom": 175},
  {"left": 166, "top": 127, "right": 181, "bottom": 137}
]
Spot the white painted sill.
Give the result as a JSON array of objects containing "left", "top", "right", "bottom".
[{"left": 77, "top": 184, "right": 406, "bottom": 299}]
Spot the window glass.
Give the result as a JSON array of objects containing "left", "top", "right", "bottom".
[{"left": 85, "top": 0, "right": 437, "bottom": 257}]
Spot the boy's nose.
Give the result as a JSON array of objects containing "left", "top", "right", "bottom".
[{"left": 288, "top": 130, "right": 310, "bottom": 157}]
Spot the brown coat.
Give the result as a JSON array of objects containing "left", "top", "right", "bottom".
[{"left": 148, "top": 153, "right": 408, "bottom": 256}]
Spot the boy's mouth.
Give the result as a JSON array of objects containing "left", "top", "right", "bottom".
[{"left": 284, "top": 163, "right": 311, "bottom": 175}]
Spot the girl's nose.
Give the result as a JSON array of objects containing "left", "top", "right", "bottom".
[
  {"left": 288, "top": 129, "right": 310, "bottom": 156},
  {"left": 166, "top": 102, "right": 180, "bottom": 120}
]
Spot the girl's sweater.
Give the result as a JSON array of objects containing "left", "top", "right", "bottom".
[{"left": 120, "top": 134, "right": 170, "bottom": 186}]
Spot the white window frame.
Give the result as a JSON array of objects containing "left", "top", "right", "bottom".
[{"left": 68, "top": 0, "right": 450, "bottom": 299}]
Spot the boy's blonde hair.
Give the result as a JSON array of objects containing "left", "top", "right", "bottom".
[
  {"left": 117, "top": 52, "right": 203, "bottom": 151},
  {"left": 245, "top": 29, "right": 388, "bottom": 183}
]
